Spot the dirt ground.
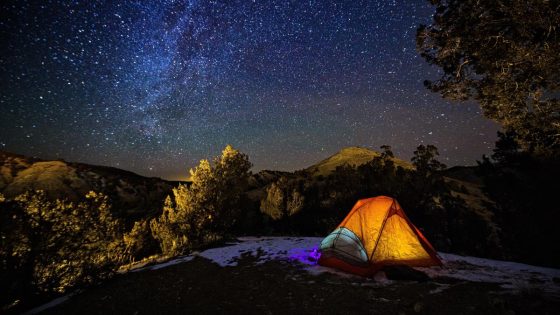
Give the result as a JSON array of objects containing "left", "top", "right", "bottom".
[{"left": 37, "top": 255, "right": 559, "bottom": 315}]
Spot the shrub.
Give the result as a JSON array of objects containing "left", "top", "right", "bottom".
[
  {"left": 0, "top": 191, "right": 123, "bottom": 308},
  {"left": 150, "top": 145, "right": 251, "bottom": 256}
]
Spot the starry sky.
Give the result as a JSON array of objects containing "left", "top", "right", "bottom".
[{"left": 0, "top": 0, "right": 498, "bottom": 180}]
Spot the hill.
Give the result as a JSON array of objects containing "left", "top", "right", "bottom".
[
  {"left": 305, "top": 146, "right": 412, "bottom": 177},
  {"left": 303, "top": 148, "right": 496, "bottom": 238},
  {"left": 442, "top": 166, "right": 495, "bottom": 223},
  {"left": 0, "top": 151, "right": 174, "bottom": 218},
  {"left": 302, "top": 147, "right": 490, "bottom": 218},
  {"left": 0, "top": 148, "right": 492, "bottom": 234}
]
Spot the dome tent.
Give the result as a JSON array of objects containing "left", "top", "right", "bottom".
[{"left": 318, "top": 196, "right": 441, "bottom": 276}]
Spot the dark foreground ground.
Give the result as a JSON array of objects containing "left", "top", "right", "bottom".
[{"left": 38, "top": 255, "right": 559, "bottom": 315}]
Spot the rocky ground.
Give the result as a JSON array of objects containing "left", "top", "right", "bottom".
[{"left": 28, "top": 237, "right": 560, "bottom": 315}]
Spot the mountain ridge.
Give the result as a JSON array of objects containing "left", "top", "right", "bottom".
[
  {"left": 0, "top": 150, "right": 174, "bottom": 218},
  {"left": 0, "top": 148, "right": 485, "bottom": 220},
  {"left": 305, "top": 146, "right": 413, "bottom": 177}
]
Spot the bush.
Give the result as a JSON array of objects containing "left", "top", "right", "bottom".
[
  {"left": 150, "top": 145, "right": 252, "bottom": 256},
  {"left": 123, "top": 219, "right": 158, "bottom": 262},
  {"left": 260, "top": 177, "right": 304, "bottom": 221},
  {"left": 0, "top": 191, "right": 124, "bottom": 309}
]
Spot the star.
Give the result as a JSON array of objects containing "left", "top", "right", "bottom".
[{"left": 0, "top": 0, "right": 499, "bottom": 180}]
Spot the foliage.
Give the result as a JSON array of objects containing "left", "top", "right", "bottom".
[
  {"left": 260, "top": 181, "right": 284, "bottom": 220},
  {"left": 123, "top": 219, "right": 158, "bottom": 262},
  {"left": 0, "top": 191, "right": 124, "bottom": 309},
  {"left": 411, "top": 145, "right": 446, "bottom": 177},
  {"left": 476, "top": 133, "right": 560, "bottom": 266},
  {"left": 417, "top": 0, "right": 560, "bottom": 154},
  {"left": 324, "top": 164, "right": 362, "bottom": 210},
  {"left": 150, "top": 145, "right": 252, "bottom": 256},
  {"left": 260, "top": 177, "right": 305, "bottom": 221},
  {"left": 358, "top": 145, "right": 407, "bottom": 197},
  {"left": 150, "top": 196, "right": 190, "bottom": 256}
]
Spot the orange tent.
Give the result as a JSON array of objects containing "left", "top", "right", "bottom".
[{"left": 318, "top": 196, "right": 441, "bottom": 276}]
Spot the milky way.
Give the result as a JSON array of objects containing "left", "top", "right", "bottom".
[{"left": 0, "top": 0, "right": 498, "bottom": 180}]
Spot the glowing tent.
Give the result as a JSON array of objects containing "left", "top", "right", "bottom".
[{"left": 318, "top": 196, "right": 441, "bottom": 276}]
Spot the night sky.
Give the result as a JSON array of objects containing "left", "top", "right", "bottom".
[{"left": 0, "top": 0, "right": 498, "bottom": 180}]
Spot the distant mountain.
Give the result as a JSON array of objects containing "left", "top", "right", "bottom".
[
  {"left": 0, "top": 148, "right": 491, "bottom": 224},
  {"left": 0, "top": 151, "right": 174, "bottom": 218},
  {"left": 301, "top": 147, "right": 498, "bottom": 240},
  {"left": 305, "top": 146, "right": 412, "bottom": 177}
]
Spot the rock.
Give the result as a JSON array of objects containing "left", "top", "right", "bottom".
[
  {"left": 413, "top": 301, "right": 424, "bottom": 313},
  {"left": 381, "top": 265, "right": 430, "bottom": 282}
]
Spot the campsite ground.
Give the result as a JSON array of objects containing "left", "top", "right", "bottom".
[{"left": 36, "top": 237, "right": 560, "bottom": 315}]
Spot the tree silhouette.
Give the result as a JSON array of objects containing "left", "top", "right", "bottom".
[{"left": 417, "top": 0, "right": 560, "bottom": 155}]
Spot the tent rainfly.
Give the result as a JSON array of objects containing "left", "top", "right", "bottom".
[{"left": 318, "top": 196, "right": 441, "bottom": 276}]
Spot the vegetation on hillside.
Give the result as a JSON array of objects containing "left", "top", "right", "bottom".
[
  {"left": 476, "top": 131, "right": 560, "bottom": 267},
  {"left": 305, "top": 146, "right": 412, "bottom": 177},
  {"left": 0, "top": 191, "right": 123, "bottom": 310},
  {"left": 0, "top": 150, "right": 174, "bottom": 219},
  {"left": 0, "top": 145, "right": 252, "bottom": 312}
]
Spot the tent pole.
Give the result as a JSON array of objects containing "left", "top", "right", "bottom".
[{"left": 368, "top": 199, "right": 394, "bottom": 261}]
